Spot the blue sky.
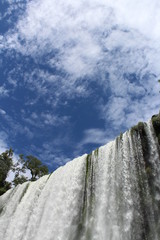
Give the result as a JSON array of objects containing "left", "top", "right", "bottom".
[{"left": 0, "top": 0, "right": 160, "bottom": 171}]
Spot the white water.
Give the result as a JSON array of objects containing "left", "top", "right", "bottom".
[{"left": 0, "top": 121, "right": 160, "bottom": 240}]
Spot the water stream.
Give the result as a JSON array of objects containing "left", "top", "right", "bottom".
[{"left": 0, "top": 121, "right": 160, "bottom": 240}]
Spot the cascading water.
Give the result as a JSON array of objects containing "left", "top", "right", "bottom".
[{"left": 0, "top": 120, "right": 160, "bottom": 240}]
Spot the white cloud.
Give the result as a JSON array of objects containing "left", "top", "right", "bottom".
[
  {"left": 22, "top": 109, "right": 69, "bottom": 128},
  {"left": 0, "top": 132, "right": 8, "bottom": 153},
  {"left": 41, "top": 113, "right": 69, "bottom": 126},
  {"left": 2, "top": 0, "right": 160, "bottom": 78},
  {"left": 1, "top": 112, "right": 34, "bottom": 139},
  {"left": 81, "top": 128, "right": 111, "bottom": 145},
  {"left": 1, "top": 0, "right": 159, "bottom": 89},
  {"left": 1, "top": 0, "right": 160, "bottom": 147},
  {"left": 21, "top": 68, "right": 90, "bottom": 104},
  {"left": 0, "top": 108, "right": 6, "bottom": 115},
  {"left": 39, "top": 141, "right": 72, "bottom": 167},
  {"left": 45, "top": 154, "right": 71, "bottom": 167},
  {"left": 74, "top": 128, "right": 114, "bottom": 155},
  {"left": 100, "top": 80, "right": 160, "bottom": 131},
  {"left": 111, "top": 0, "right": 160, "bottom": 41},
  {"left": 0, "top": 86, "right": 9, "bottom": 97}
]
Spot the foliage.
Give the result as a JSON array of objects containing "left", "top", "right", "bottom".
[
  {"left": 25, "top": 155, "right": 49, "bottom": 181},
  {"left": 12, "top": 154, "right": 26, "bottom": 174},
  {"left": 0, "top": 148, "right": 13, "bottom": 196},
  {"left": 152, "top": 114, "right": 160, "bottom": 144},
  {"left": 94, "top": 148, "right": 99, "bottom": 157},
  {"left": 0, "top": 149, "right": 49, "bottom": 195},
  {"left": 12, "top": 154, "right": 28, "bottom": 186},
  {"left": 13, "top": 175, "right": 28, "bottom": 187},
  {"left": 131, "top": 122, "right": 144, "bottom": 134},
  {"left": 131, "top": 122, "right": 151, "bottom": 173},
  {"left": 0, "top": 182, "right": 11, "bottom": 196}
]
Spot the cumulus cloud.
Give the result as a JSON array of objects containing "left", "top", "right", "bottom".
[
  {"left": 3, "top": 0, "right": 158, "bottom": 103},
  {"left": 0, "top": 0, "right": 160, "bottom": 148},
  {"left": 2, "top": 0, "right": 160, "bottom": 78},
  {"left": 111, "top": 0, "right": 160, "bottom": 41},
  {"left": 100, "top": 80, "right": 160, "bottom": 131}
]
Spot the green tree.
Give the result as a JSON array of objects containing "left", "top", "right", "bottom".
[
  {"left": 0, "top": 149, "right": 49, "bottom": 194},
  {"left": 0, "top": 149, "right": 13, "bottom": 195},
  {"left": 13, "top": 175, "right": 28, "bottom": 186},
  {"left": 25, "top": 155, "right": 49, "bottom": 181},
  {"left": 12, "top": 154, "right": 26, "bottom": 177},
  {"left": 12, "top": 154, "right": 28, "bottom": 186}
]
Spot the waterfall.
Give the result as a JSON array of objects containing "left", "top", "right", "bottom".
[{"left": 0, "top": 120, "right": 160, "bottom": 240}]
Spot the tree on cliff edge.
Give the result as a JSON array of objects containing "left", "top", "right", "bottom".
[
  {"left": 25, "top": 155, "right": 49, "bottom": 181},
  {"left": 0, "top": 150, "right": 49, "bottom": 195},
  {"left": 0, "top": 149, "right": 13, "bottom": 195}
]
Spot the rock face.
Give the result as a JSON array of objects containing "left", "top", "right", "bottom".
[{"left": 0, "top": 118, "right": 160, "bottom": 240}]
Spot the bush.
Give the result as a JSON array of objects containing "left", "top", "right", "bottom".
[{"left": 152, "top": 114, "right": 160, "bottom": 144}]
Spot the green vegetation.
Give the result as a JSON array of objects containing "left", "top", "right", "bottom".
[
  {"left": 0, "top": 149, "right": 49, "bottom": 196},
  {"left": 94, "top": 148, "right": 99, "bottom": 157},
  {"left": 13, "top": 175, "right": 28, "bottom": 186},
  {"left": 130, "top": 121, "right": 154, "bottom": 189},
  {"left": 76, "top": 153, "right": 94, "bottom": 240},
  {"left": 152, "top": 114, "right": 160, "bottom": 145},
  {"left": 12, "top": 154, "right": 28, "bottom": 187},
  {"left": 82, "top": 153, "right": 92, "bottom": 215},
  {"left": 86, "top": 153, "right": 92, "bottom": 179},
  {"left": 145, "top": 166, "right": 152, "bottom": 177},
  {"left": 131, "top": 122, "right": 144, "bottom": 135},
  {"left": 131, "top": 122, "right": 149, "bottom": 158},
  {"left": 0, "top": 149, "right": 13, "bottom": 196},
  {"left": 25, "top": 155, "right": 49, "bottom": 181}
]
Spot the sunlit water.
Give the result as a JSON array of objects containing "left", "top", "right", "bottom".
[{"left": 0, "top": 121, "right": 160, "bottom": 240}]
